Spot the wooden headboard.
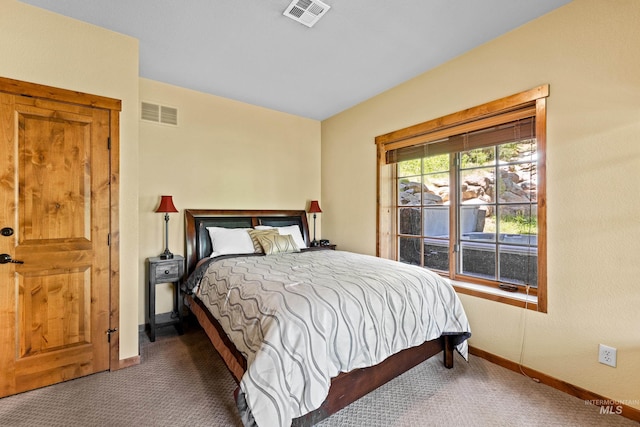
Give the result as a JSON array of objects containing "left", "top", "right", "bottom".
[{"left": 184, "top": 209, "right": 310, "bottom": 276}]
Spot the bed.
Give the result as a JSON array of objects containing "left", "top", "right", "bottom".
[{"left": 182, "top": 209, "right": 471, "bottom": 427}]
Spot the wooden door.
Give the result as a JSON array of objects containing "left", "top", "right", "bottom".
[{"left": 0, "top": 92, "right": 111, "bottom": 396}]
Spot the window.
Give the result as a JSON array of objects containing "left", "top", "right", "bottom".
[{"left": 376, "top": 86, "right": 548, "bottom": 311}]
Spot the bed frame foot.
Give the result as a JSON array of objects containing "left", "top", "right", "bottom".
[{"left": 443, "top": 335, "right": 454, "bottom": 369}]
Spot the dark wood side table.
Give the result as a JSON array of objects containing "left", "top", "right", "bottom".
[{"left": 147, "top": 255, "right": 184, "bottom": 342}]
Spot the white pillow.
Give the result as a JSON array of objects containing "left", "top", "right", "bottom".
[
  {"left": 254, "top": 225, "right": 273, "bottom": 230},
  {"left": 207, "top": 227, "right": 255, "bottom": 258},
  {"left": 255, "top": 224, "right": 307, "bottom": 249}
]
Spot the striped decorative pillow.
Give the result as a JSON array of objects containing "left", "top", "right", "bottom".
[
  {"left": 248, "top": 229, "right": 279, "bottom": 253},
  {"left": 255, "top": 224, "right": 307, "bottom": 249},
  {"left": 256, "top": 233, "right": 300, "bottom": 255}
]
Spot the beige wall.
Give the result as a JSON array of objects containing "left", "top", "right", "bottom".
[
  {"left": 322, "top": 0, "right": 640, "bottom": 408},
  {"left": 0, "top": 0, "right": 140, "bottom": 359},
  {"left": 138, "top": 79, "right": 321, "bottom": 320}
]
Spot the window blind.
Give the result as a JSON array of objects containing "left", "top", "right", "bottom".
[{"left": 386, "top": 117, "right": 535, "bottom": 164}]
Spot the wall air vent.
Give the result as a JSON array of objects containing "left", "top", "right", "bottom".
[
  {"left": 283, "top": 0, "right": 330, "bottom": 28},
  {"left": 141, "top": 102, "right": 178, "bottom": 126}
]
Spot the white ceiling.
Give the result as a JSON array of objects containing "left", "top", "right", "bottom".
[{"left": 19, "top": 0, "right": 571, "bottom": 120}]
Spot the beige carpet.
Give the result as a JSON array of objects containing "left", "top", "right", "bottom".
[{"left": 0, "top": 323, "right": 635, "bottom": 427}]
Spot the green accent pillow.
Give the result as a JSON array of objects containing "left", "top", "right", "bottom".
[
  {"left": 248, "top": 229, "right": 279, "bottom": 253},
  {"left": 256, "top": 233, "right": 300, "bottom": 255}
]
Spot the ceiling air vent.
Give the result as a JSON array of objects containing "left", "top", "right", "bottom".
[
  {"left": 283, "top": 0, "right": 330, "bottom": 28},
  {"left": 141, "top": 102, "right": 178, "bottom": 126}
]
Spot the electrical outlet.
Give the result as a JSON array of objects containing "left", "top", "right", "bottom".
[{"left": 598, "top": 344, "right": 617, "bottom": 367}]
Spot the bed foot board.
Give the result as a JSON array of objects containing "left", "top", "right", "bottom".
[{"left": 291, "top": 336, "right": 452, "bottom": 426}]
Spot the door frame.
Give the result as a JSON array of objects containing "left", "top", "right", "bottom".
[{"left": 0, "top": 76, "right": 125, "bottom": 370}]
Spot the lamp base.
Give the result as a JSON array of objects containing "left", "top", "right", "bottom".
[{"left": 160, "top": 249, "right": 174, "bottom": 259}]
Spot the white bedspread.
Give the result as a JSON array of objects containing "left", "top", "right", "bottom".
[{"left": 194, "top": 250, "right": 471, "bottom": 427}]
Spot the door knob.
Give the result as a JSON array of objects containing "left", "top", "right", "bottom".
[{"left": 0, "top": 253, "right": 23, "bottom": 264}]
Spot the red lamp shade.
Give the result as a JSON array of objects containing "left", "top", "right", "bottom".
[
  {"left": 156, "top": 195, "right": 178, "bottom": 213},
  {"left": 308, "top": 200, "right": 322, "bottom": 214}
]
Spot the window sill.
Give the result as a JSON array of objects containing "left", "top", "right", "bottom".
[{"left": 445, "top": 278, "right": 540, "bottom": 311}]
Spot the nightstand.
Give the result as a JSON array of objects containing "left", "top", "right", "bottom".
[
  {"left": 147, "top": 255, "right": 185, "bottom": 342},
  {"left": 303, "top": 244, "right": 336, "bottom": 251}
]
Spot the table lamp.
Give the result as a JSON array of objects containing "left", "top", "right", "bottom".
[
  {"left": 156, "top": 195, "right": 178, "bottom": 259},
  {"left": 307, "top": 200, "right": 322, "bottom": 247}
]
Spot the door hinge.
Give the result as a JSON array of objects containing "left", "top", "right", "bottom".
[
  {"left": 107, "top": 233, "right": 110, "bottom": 246},
  {"left": 107, "top": 137, "right": 111, "bottom": 150},
  {"left": 106, "top": 328, "right": 118, "bottom": 342}
]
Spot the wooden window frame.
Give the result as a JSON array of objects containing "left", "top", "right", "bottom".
[{"left": 376, "top": 85, "right": 548, "bottom": 312}]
